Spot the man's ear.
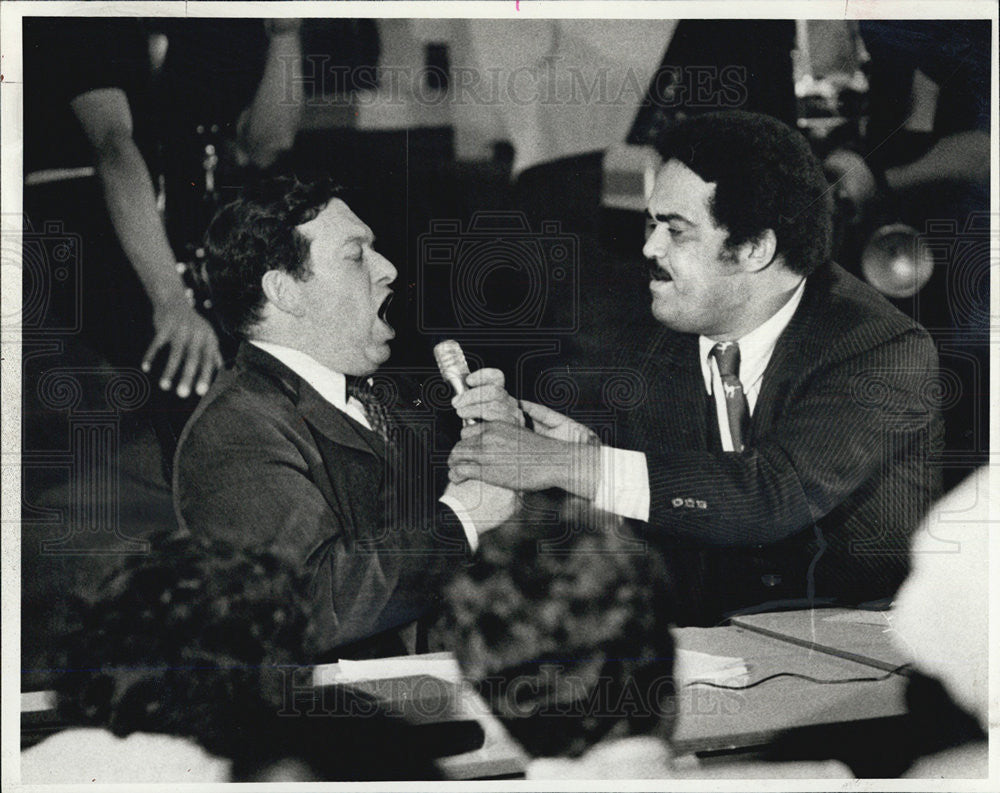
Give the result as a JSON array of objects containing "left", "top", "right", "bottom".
[
  {"left": 741, "top": 229, "right": 778, "bottom": 273},
  {"left": 261, "top": 270, "right": 306, "bottom": 318}
]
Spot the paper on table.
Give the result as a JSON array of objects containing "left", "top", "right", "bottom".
[
  {"left": 314, "top": 649, "right": 747, "bottom": 688},
  {"left": 821, "top": 610, "right": 894, "bottom": 628},
  {"left": 311, "top": 650, "right": 529, "bottom": 778},
  {"left": 312, "top": 651, "right": 462, "bottom": 687},
  {"left": 674, "top": 648, "right": 749, "bottom": 686}
]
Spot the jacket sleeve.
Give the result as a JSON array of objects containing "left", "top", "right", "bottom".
[
  {"left": 174, "top": 407, "right": 470, "bottom": 653},
  {"left": 644, "top": 328, "right": 940, "bottom": 545}
]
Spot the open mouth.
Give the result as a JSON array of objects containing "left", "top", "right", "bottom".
[
  {"left": 377, "top": 292, "right": 394, "bottom": 323},
  {"left": 649, "top": 263, "right": 673, "bottom": 282}
]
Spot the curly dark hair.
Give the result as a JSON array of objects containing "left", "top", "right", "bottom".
[
  {"left": 202, "top": 176, "right": 343, "bottom": 338},
  {"left": 654, "top": 110, "right": 833, "bottom": 276},
  {"left": 441, "top": 496, "right": 678, "bottom": 759},
  {"left": 49, "top": 533, "right": 317, "bottom": 761},
  {"left": 45, "top": 533, "right": 448, "bottom": 780}
]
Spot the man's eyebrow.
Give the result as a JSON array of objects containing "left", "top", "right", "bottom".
[{"left": 645, "top": 209, "right": 693, "bottom": 225}]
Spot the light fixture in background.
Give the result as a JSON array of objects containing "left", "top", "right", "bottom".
[
  {"left": 148, "top": 32, "right": 169, "bottom": 76},
  {"left": 860, "top": 223, "right": 934, "bottom": 299}
]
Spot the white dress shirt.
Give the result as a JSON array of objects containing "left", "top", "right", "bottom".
[
  {"left": 593, "top": 278, "right": 807, "bottom": 522},
  {"left": 250, "top": 340, "right": 480, "bottom": 549},
  {"left": 699, "top": 278, "right": 807, "bottom": 451},
  {"left": 251, "top": 340, "right": 372, "bottom": 429}
]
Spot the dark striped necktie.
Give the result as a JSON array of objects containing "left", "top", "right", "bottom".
[
  {"left": 709, "top": 342, "right": 750, "bottom": 453},
  {"left": 345, "top": 375, "right": 392, "bottom": 444}
]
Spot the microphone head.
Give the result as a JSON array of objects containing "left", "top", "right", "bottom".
[
  {"left": 434, "top": 339, "right": 472, "bottom": 398},
  {"left": 434, "top": 341, "right": 481, "bottom": 427},
  {"left": 434, "top": 340, "right": 471, "bottom": 377}
]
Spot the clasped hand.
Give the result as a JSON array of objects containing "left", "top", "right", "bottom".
[
  {"left": 448, "top": 397, "right": 601, "bottom": 498},
  {"left": 441, "top": 367, "right": 522, "bottom": 532}
]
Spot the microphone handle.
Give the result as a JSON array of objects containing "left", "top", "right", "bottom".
[
  {"left": 434, "top": 340, "right": 478, "bottom": 427},
  {"left": 443, "top": 372, "right": 467, "bottom": 396},
  {"left": 443, "top": 373, "right": 476, "bottom": 427}
]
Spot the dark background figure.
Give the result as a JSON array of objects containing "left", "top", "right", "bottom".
[
  {"left": 23, "top": 16, "right": 197, "bottom": 691},
  {"left": 22, "top": 18, "right": 224, "bottom": 451},
  {"left": 152, "top": 18, "right": 302, "bottom": 270},
  {"left": 825, "top": 20, "right": 990, "bottom": 490},
  {"left": 23, "top": 18, "right": 158, "bottom": 370},
  {"left": 22, "top": 16, "right": 302, "bottom": 476},
  {"left": 628, "top": 20, "right": 798, "bottom": 144}
]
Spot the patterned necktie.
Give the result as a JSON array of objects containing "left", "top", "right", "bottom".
[
  {"left": 345, "top": 375, "right": 392, "bottom": 445},
  {"left": 709, "top": 342, "right": 750, "bottom": 453}
]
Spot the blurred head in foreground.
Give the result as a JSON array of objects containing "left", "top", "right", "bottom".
[
  {"left": 442, "top": 498, "right": 678, "bottom": 760},
  {"left": 51, "top": 533, "right": 313, "bottom": 755},
  {"left": 889, "top": 467, "right": 988, "bottom": 777},
  {"left": 893, "top": 466, "right": 988, "bottom": 725},
  {"left": 49, "top": 533, "right": 439, "bottom": 780}
]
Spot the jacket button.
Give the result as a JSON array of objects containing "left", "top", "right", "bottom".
[{"left": 761, "top": 574, "right": 782, "bottom": 588}]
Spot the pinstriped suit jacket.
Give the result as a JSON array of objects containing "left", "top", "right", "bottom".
[{"left": 618, "top": 262, "right": 943, "bottom": 624}]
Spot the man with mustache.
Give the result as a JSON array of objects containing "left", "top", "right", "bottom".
[
  {"left": 174, "top": 177, "right": 518, "bottom": 656},
  {"left": 450, "top": 111, "right": 943, "bottom": 624}
]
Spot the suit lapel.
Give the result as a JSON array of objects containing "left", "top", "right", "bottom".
[
  {"left": 300, "top": 387, "right": 388, "bottom": 459},
  {"left": 637, "top": 265, "right": 837, "bottom": 449},
  {"left": 751, "top": 264, "right": 834, "bottom": 437},
  {"left": 635, "top": 327, "right": 709, "bottom": 451},
  {"left": 236, "top": 342, "right": 381, "bottom": 458}
]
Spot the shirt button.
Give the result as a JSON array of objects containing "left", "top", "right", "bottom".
[{"left": 761, "top": 574, "right": 782, "bottom": 588}]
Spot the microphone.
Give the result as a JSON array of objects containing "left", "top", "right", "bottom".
[{"left": 433, "top": 340, "right": 476, "bottom": 427}]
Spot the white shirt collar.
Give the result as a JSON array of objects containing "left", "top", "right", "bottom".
[
  {"left": 249, "top": 340, "right": 348, "bottom": 410},
  {"left": 699, "top": 277, "right": 807, "bottom": 395}
]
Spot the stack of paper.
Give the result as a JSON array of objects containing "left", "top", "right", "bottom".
[{"left": 313, "top": 651, "right": 460, "bottom": 687}]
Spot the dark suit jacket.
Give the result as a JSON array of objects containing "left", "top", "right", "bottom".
[
  {"left": 173, "top": 343, "right": 469, "bottom": 654},
  {"left": 618, "top": 263, "right": 943, "bottom": 624}
]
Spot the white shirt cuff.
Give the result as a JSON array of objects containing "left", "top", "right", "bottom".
[
  {"left": 592, "top": 446, "right": 650, "bottom": 522},
  {"left": 438, "top": 495, "right": 479, "bottom": 552}
]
